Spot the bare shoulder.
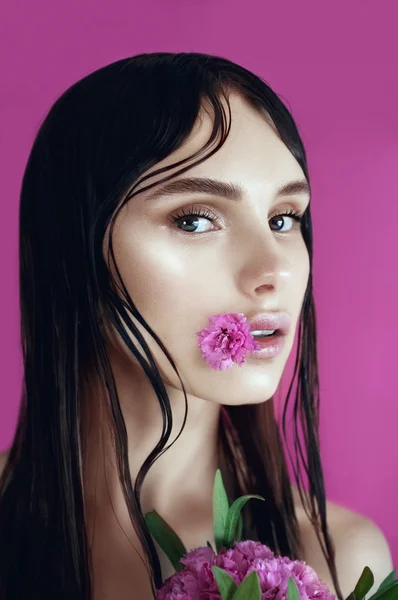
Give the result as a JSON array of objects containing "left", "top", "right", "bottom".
[
  {"left": 292, "top": 485, "right": 394, "bottom": 598},
  {"left": 0, "top": 449, "right": 10, "bottom": 477}
]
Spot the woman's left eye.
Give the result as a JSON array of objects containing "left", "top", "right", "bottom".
[
  {"left": 168, "top": 205, "right": 305, "bottom": 235},
  {"left": 269, "top": 209, "right": 305, "bottom": 232}
]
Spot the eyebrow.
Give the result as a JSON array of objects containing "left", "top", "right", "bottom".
[{"left": 144, "top": 177, "right": 311, "bottom": 203}]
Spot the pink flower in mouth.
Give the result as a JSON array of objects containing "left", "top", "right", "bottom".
[{"left": 196, "top": 312, "right": 261, "bottom": 371}]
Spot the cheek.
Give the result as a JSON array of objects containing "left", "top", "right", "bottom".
[
  {"left": 290, "top": 238, "right": 310, "bottom": 282},
  {"left": 115, "top": 236, "right": 215, "bottom": 383},
  {"left": 145, "top": 249, "right": 187, "bottom": 294},
  {"left": 118, "top": 234, "right": 215, "bottom": 325}
]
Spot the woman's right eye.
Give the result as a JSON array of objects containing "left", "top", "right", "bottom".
[{"left": 168, "top": 205, "right": 220, "bottom": 234}]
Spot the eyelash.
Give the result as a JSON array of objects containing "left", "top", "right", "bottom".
[{"left": 168, "top": 204, "right": 305, "bottom": 233}]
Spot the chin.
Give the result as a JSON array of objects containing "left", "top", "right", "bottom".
[
  {"left": 219, "top": 380, "right": 280, "bottom": 406},
  {"left": 159, "top": 349, "right": 287, "bottom": 406},
  {"left": 193, "top": 373, "right": 282, "bottom": 406},
  {"left": 218, "top": 394, "right": 275, "bottom": 407}
]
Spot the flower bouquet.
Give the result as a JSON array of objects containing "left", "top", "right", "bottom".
[{"left": 145, "top": 470, "right": 398, "bottom": 600}]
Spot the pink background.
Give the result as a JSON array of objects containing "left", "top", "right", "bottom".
[{"left": 1, "top": 0, "right": 397, "bottom": 564}]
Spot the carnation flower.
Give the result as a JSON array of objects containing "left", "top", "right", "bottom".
[
  {"left": 156, "top": 540, "right": 335, "bottom": 600},
  {"left": 196, "top": 312, "right": 261, "bottom": 371},
  {"left": 146, "top": 470, "right": 396, "bottom": 600}
]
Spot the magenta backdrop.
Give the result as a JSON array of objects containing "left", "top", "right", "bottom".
[{"left": 1, "top": 0, "right": 397, "bottom": 564}]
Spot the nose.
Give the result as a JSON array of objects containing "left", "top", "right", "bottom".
[{"left": 235, "top": 228, "right": 292, "bottom": 297}]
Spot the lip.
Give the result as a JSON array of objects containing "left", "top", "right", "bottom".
[
  {"left": 247, "top": 312, "right": 292, "bottom": 336},
  {"left": 248, "top": 331, "right": 286, "bottom": 359},
  {"left": 245, "top": 311, "right": 291, "bottom": 360}
]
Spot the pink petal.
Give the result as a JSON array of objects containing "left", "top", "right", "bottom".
[{"left": 196, "top": 312, "right": 261, "bottom": 371}]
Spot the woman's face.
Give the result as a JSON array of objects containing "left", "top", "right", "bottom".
[{"left": 104, "top": 93, "right": 310, "bottom": 405}]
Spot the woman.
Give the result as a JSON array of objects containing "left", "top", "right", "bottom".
[{"left": 0, "top": 52, "right": 393, "bottom": 600}]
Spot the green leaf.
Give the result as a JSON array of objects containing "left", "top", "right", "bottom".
[
  {"left": 345, "top": 593, "right": 356, "bottom": 600},
  {"left": 368, "top": 582, "right": 398, "bottom": 600},
  {"left": 287, "top": 577, "right": 301, "bottom": 600},
  {"left": 232, "top": 571, "right": 262, "bottom": 600},
  {"left": 144, "top": 510, "right": 187, "bottom": 572},
  {"left": 206, "top": 540, "right": 214, "bottom": 551},
  {"left": 376, "top": 571, "right": 397, "bottom": 595},
  {"left": 213, "top": 469, "right": 230, "bottom": 552},
  {"left": 224, "top": 494, "right": 265, "bottom": 547},
  {"left": 352, "top": 566, "right": 374, "bottom": 600},
  {"left": 235, "top": 512, "right": 243, "bottom": 542},
  {"left": 212, "top": 566, "right": 238, "bottom": 600}
]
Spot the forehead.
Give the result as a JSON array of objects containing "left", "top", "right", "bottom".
[{"left": 142, "top": 92, "right": 305, "bottom": 197}]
